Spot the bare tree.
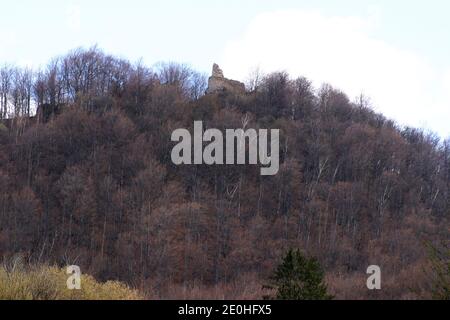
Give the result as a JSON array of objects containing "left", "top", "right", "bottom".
[
  {"left": 245, "top": 66, "right": 263, "bottom": 92},
  {"left": 0, "top": 65, "right": 13, "bottom": 118}
]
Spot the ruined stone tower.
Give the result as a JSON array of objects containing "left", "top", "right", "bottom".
[{"left": 206, "top": 64, "right": 245, "bottom": 95}]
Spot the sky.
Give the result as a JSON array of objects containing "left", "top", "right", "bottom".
[{"left": 1, "top": 0, "right": 449, "bottom": 137}]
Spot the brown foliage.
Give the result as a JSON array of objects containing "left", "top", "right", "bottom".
[{"left": 0, "top": 48, "right": 448, "bottom": 299}]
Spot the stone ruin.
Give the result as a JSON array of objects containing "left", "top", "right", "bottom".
[{"left": 206, "top": 64, "right": 245, "bottom": 95}]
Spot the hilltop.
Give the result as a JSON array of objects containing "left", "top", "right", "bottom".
[{"left": 0, "top": 47, "right": 448, "bottom": 299}]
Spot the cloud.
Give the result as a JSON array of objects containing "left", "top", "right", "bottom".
[
  {"left": 67, "top": 4, "right": 81, "bottom": 32},
  {"left": 221, "top": 10, "right": 450, "bottom": 138},
  {"left": 0, "top": 30, "right": 17, "bottom": 60}
]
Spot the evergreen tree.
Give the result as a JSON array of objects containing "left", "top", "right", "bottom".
[{"left": 265, "top": 249, "right": 333, "bottom": 300}]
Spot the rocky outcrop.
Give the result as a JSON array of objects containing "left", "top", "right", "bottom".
[{"left": 206, "top": 64, "right": 245, "bottom": 95}]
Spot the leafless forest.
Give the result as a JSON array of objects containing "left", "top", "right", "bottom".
[{"left": 0, "top": 47, "right": 448, "bottom": 299}]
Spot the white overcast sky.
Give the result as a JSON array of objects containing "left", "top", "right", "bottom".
[{"left": 1, "top": 0, "right": 449, "bottom": 137}]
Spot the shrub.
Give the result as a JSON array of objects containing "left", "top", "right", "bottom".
[{"left": 0, "top": 263, "right": 142, "bottom": 300}]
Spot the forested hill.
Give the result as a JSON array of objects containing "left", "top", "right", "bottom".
[{"left": 0, "top": 47, "right": 448, "bottom": 299}]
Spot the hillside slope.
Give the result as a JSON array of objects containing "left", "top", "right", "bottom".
[{"left": 0, "top": 48, "right": 448, "bottom": 299}]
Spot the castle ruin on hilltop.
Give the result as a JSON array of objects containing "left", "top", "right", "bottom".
[{"left": 206, "top": 64, "right": 245, "bottom": 95}]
